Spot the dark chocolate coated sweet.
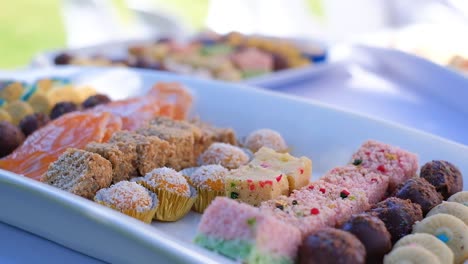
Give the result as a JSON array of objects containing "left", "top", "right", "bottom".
[{"left": 420, "top": 160, "right": 463, "bottom": 200}]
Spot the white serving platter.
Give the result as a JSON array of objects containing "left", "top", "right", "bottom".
[
  {"left": 0, "top": 67, "right": 467, "bottom": 263},
  {"left": 246, "top": 45, "right": 468, "bottom": 146}
]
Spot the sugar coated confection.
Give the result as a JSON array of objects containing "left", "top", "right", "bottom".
[
  {"left": 96, "top": 181, "right": 154, "bottom": 212},
  {"left": 321, "top": 165, "right": 389, "bottom": 204},
  {"left": 42, "top": 148, "right": 113, "bottom": 199},
  {"left": 140, "top": 167, "right": 191, "bottom": 197},
  {"left": 195, "top": 197, "right": 302, "bottom": 264},
  {"left": 420, "top": 160, "right": 463, "bottom": 200},
  {"left": 190, "top": 164, "right": 228, "bottom": 191},
  {"left": 198, "top": 142, "right": 249, "bottom": 169},
  {"left": 250, "top": 147, "right": 312, "bottom": 192},
  {"left": 226, "top": 164, "right": 289, "bottom": 206},
  {"left": 350, "top": 140, "right": 418, "bottom": 190},
  {"left": 297, "top": 228, "right": 366, "bottom": 264},
  {"left": 245, "top": 129, "right": 288, "bottom": 153}
]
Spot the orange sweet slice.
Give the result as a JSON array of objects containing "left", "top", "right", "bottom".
[
  {"left": 92, "top": 82, "right": 193, "bottom": 130},
  {"left": 0, "top": 111, "right": 122, "bottom": 180}
]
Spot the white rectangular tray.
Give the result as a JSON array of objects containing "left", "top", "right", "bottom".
[{"left": 0, "top": 67, "right": 467, "bottom": 263}]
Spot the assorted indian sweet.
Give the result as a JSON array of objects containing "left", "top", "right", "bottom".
[
  {"left": 0, "top": 79, "right": 111, "bottom": 158},
  {"left": 196, "top": 140, "right": 467, "bottom": 264},
  {"left": 94, "top": 181, "right": 159, "bottom": 224},
  {"left": 53, "top": 32, "right": 326, "bottom": 81},
  {"left": 0, "top": 82, "right": 191, "bottom": 179}
]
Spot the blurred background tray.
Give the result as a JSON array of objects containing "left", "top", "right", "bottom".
[{"left": 246, "top": 45, "right": 468, "bottom": 146}]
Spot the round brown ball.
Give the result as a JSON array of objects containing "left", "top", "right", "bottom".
[
  {"left": 369, "top": 197, "right": 423, "bottom": 244},
  {"left": 298, "top": 228, "right": 366, "bottom": 264},
  {"left": 341, "top": 213, "right": 392, "bottom": 263},
  {"left": 19, "top": 113, "right": 50, "bottom": 136},
  {"left": 393, "top": 177, "right": 443, "bottom": 215},
  {"left": 0, "top": 121, "right": 25, "bottom": 158},
  {"left": 420, "top": 160, "right": 463, "bottom": 200},
  {"left": 82, "top": 94, "right": 111, "bottom": 109},
  {"left": 50, "top": 102, "right": 78, "bottom": 120}
]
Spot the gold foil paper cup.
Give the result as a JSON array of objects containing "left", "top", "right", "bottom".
[
  {"left": 192, "top": 187, "right": 224, "bottom": 213},
  {"left": 94, "top": 191, "right": 159, "bottom": 224},
  {"left": 137, "top": 178, "right": 197, "bottom": 222}
]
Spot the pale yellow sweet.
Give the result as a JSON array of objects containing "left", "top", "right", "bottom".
[
  {"left": 225, "top": 164, "right": 289, "bottom": 206},
  {"left": 250, "top": 147, "right": 312, "bottom": 192},
  {"left": 36, "top": 79, "right": 53, "bottom": 94},
  {"left": 5, "top": 100, "right": 33, "bottom": 125},
  {"left": 0, "top": 82, "right": 24, "bottom": 102},
  {"left": 28, "top": 92, "right": 53, "bottom": 115},
  {"left": 48, "top": 85, "right": 82, "bottom": 104},
  {"left": 76, "top": 86, "right": 97, "bottom": 102},
  {"left": 0, "top": 109, "right": 12, "bottom": 122}
]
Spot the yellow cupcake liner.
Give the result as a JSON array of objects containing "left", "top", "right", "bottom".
[
  {"left": 94, "top": 191, "right": 159, "bottom": 224},
  {"left": 192, "top": 187, "right": 224, "bottom": 213},
  {"left": 137, "top": 180, "right": 197, "bottom": 222}
]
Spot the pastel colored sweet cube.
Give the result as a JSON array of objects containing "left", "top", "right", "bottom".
[
  {"left": 225, "top": 165, "right": 289, "bottom": 206},
  {"left": 250, "top": 147, "right": 312, "bottom": 192}
]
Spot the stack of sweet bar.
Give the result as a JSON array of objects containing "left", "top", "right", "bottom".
[
  {"left": 196, "top": 140, "right": 468, "bottom": 264},
  {"left": 53, "top": 32, "right": 326, "bottom": 81}
]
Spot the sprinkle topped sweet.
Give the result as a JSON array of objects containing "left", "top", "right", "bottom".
[
  {"left": 198, "top": 143, "right": 249, "bottom": 169},
  {"left": 95, "top": 181, "right": 155, "bottom": 212},
  {"left": 190, "top": 164, "right": 228, "bottom": 191},
  {"left": 351, "top": 140, "right": 418, "bottom": 190},
  {"left": 141, "top": 167, "right": 191, "bottom": 197},
  {"left": 245, "top": 129, "right": 287, "bottom": 152}
]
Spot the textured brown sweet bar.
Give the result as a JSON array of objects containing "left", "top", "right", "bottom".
[
  {"left": 42, "top": 148, "right": 112, "bottom": 199},
  {"left": 109, "top": 131, "right": 174, "bottom": 175},
  {"left": 85, "top": 142, "right": 138, "bottom": 183},
  {"left": 136, "top": 125, "right": 194, "bottom": 170}
]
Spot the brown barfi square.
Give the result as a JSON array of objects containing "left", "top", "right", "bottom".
[
  {"left": 190, "top": 118, "right": 237, "bottom": 152},
  {"left": 109, "top": 131, "right": 173, "bottom": 175},
  {"left": 85, "top": 142, "right": 138, "bottom": 183},
  {"left": 136, "top": 125, "right": 195, "bottom": 170},
  {"left": 42, "top": 148, "right": 113, "bottom": 199},
  {"left": 149, "top": 116, "right": 205, "bottom": 157}
]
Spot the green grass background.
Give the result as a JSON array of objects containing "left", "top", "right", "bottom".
[{"left": 0, "top": 0, "right": 322, "bottom": 69}]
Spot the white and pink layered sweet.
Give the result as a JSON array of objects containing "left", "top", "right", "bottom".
[
  {"left": 321, "top": 165, "right": 389, "bottom": 204},
  {"left": 260, "top": 181, "right": 370, "bottom": 236},
  {"left": 195, "top": 197, "right": 301, "bottom": 264},
  {"left": 350, "top": 140, "right": 418, "bottom": 190}
]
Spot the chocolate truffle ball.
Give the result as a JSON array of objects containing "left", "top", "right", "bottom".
[
  {"left": 81, "top": 94, "right": 111, "bottom": 109},
  {"left": 393, "top": 177, "right": 443, "bottom": 215},
  {"left": 54, "top": 53, "right": 72, "bottom": 65},
  {"left": 272, "top": 53, "right": 289, "bottom": 71},
  {"left": 0, "top": 121, "right": 25, "bottom": 158},
  {"left": 50, "top": 102, "right": 78, "bottom": 120},
  {"left": 420, "top": 160, "right": 463, "bottom": 200},
  {"left": 369, "top": 197, "right": 423, "bottom": 244},
  {"left": 19, "top": 113, "right": 50, "bottom": 136},
  {"left": 298, "top": 228, "right": 366, "bottom": 264},
  {"left": 341, "top": 213, "right": 392, "bottom": 263}
]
